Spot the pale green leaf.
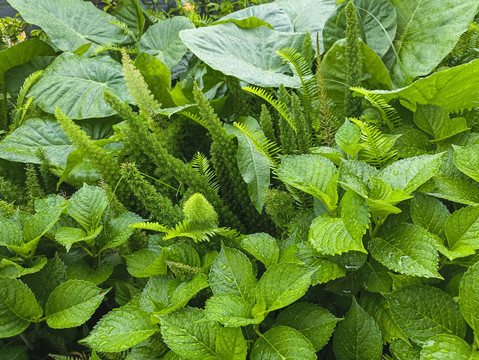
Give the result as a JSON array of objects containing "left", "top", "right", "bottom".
[
  {"left": 125, "top": 248, "right": 167, "bottom": 278},
  {"left": 0, "top": 217, "right": 22, "bottom": 248},
  {"left": 445, "top": 206, "right": 479, "bottom": 259},
  {"left": 454, "top": 144, "right": 479, "bottom": 183},
  {"left": 420, "top": 334, "right": 473, "bottom": 360},
  {"left": 276, "top": 302, "right": 340, "bottom": 351},
  {"left": 459, "top": 261, "right": 479, "bottom": 339},
  {"left": 205, "top": 293, "right": 261, "bottom": 327},
  {"left": 335, "top": 120, "right": 362, "bottom": 158},
  {"left": 55, "top": 226, "right": 102, "bottom": 252},
  {"left": 0, "top": 257, "right": 47, "bottom": 278},
  {"left": 332, "top": 298, "right": 383, "bottom": 360},
  {"left": 410, "top": 193, "right": 449, "bottom": 239},
  {"left": 428, "top": 175, "right": 479, "bottom": 206},
  {"left": 339, "top": 190, "right": 370, "bottom": 241},
  {"left": 45, "top": 280, "right": 108, "bottom": 328},
  {"left": 414, "top": 105, "right": 469, "bottom": 142},
  {"left": 241, "top": 233, "right": 279, "bottom": 269},
  {"left": 80, "top": 306, "right": 157, "bottom": 352},
  {"left": 68, "top": 184, "right": 108, "bottom": 233},
  {"left": 216, "top": 327, "right": 247, "bottom": 360},
  {"left": 369, "top": 223, "right": 441, "bottom": 278},
  {"left": 251, "top": 326, "right": 316, "bottom": 360},
  {"left": 388, "top": 285, "right": 466, "bottom": 343},
  {"left": 295, "top": 243, "right": 346, "bottom": 284},
  {"left": 165, "top": 243, "right": 201, "bottom": 268},
  {"left": 0, "top": 277, "right": 43, "bottom": 338}
]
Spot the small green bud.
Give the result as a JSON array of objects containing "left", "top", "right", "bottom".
[{"left": 183, "top": 193, "right": 218, "bottom": 224}]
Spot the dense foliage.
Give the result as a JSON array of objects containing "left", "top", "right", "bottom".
[{"left": 1, "top": 0, "right": 479, "bottom": 359}]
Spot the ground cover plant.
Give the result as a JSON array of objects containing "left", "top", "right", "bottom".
[{"left": 1, "top": 0, "right": 479, "bottom": 359}]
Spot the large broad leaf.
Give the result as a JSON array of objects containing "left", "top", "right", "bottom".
[
  {"left": 369, "top": 223, "right": 441, "bottom": 278},
  {"left": 410, "top": 193, "right": 449, "bottom": 239},
  {"left": 0, "top": 277, "right": 43, "bottom": 338},
  {"left": 459, "top": 262, "right": 479, "bottom": 341},
  {"left": 68, "top": 184, "right": 108, "bottom": 233},
  {"left": 216, "top": 327, "right": 248, "bottom": 360},
  {"left": 276, "top": 302, "right": 340, "bottom": 351},
  {"left": 454, "top": 144, "right": 479, "bottom": 183},
  {"left": 389, "top": 0, "right": 479, "bottom": 87},
  {"left": 113, "top": 0, "right": 145, "bottom": 41},
  {"left": 387, "top": 285, "right": 466, "bottom": 343},
  {"left": 323, "top": 0, "right": 397, "bottom": 58},
  {"left": 138, "top": 17, "right": 195, "bottom": 69},
  {"left": 373, "top": 60, "right": 479, "bottom": 113},
  {"left": 125, "top": 248, "right": 167, "bottom": 278},
  {"left": 205, "top": 293, "right": 261, "bottom": 327},
  {"left": 420, "top": 334, "right": 475, "bottom": 360},
  {"left": 428, "top": 175, "right": 479, "bottom": 206},
  {"left": 445, "top": 206, "right": 479, "bottom": 259},
  {"left": 0, "top": 39, "right": 54, "bottom": 83},
  {"left": 333, "top": 298, "right": 382, "bottom": 360},
  {"left": 80, "top": 306, "right": 158, "bottom": 352},
  {"left": 28, "top": 53, "right": 132, "bottom": 119},
  {"left": 251, "top": 326, "right": 316, "bottom": 360},
  {"left": 6, "top": 0, "right": 128, "bottom": 54},
  {"left": 45, "top": 280, "right": 108, "bottom": 328},
  {"left": 225, "top": 117, "right": 271, "bottom": 213},
  {"left": 179, "top": 23, "right": 304, "bottom": 88},
  {"left": 0, "top": 217, "right": 23, "bottom": 248},
  {"left": 0, "top": 257, "right": 47, "bottom": 279},
  {"left": 241, "top": 233, "right": 279, "bottom": 270},
  {"left": 414, "top": 105, "right": 470, "bottom": 142}
]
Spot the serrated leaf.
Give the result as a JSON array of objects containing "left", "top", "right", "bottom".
[
  {"left": 445, "top": 206, "right": 479, "bottom": 259},
  {"left": 241, "top": 233, "right": 279, "bottom": 269},
  {"left": 251, "top": 326, "right": 316, "bottom": 360},
  {"left": 160, "top": 307, "right": 220, "bottom": 360},
  {"left": 0, "top": 256, "right": 47, "bottom": 278},
  {"left": 209, "top": 246, "right": 257, "bottom": 305},
  {"left": 216, "top": 327, "right": 247, "bottom": 360},
  {"left": 414, "top": 104, "right": 469, "bottom": 142},
  {"left": 55, "top": 226, "right": 102, "bottom": 252},
  {"left": 335, "top": 119, "right": 362, "bottom": 158},
  {"left": 45, "top": 280, "right": 108, "bottom": 328},
  {"left": 125, "top": 248, "right": 167, "bottom": 278},
  {"left": 333, "top": 298, "right": 383, "bottom": 360},
  {"left": 390, "top": 339, "right": 422, "bottom": 360},
  {"left": 22, "top": 205, "right": 65, "bottom": 250},
  {"left": 369, "top": 223, "right": 441, "bottom": 278},
  {"left": 0, "top": 277, "right": 43, "bottom": 338},
  {"left": 165, "top": 243, "right": 201, "bottom": 268},
  {"left": 65, "top": 257, "right": 114, "bottom": 285},
  {"left": 276, "top": 302, "right": 339, "bottom": 351},
  {"left": 428, "top": 175, "right": 479, "bottom": 206},
  {"left": 205, "top": 293, "right": 261, "bottom": 327},
  {"left": 388, "top": 285, "right": 466, "bottom": 343},
  {"left": 378, "top": 154, "right": 443, "bottom": 195},
  {"left": 454, "top": 144, "right": 479, "bottom": 183},
  {"left": 295, "top": 243, "right": 346, "bottom": 284},
  {"left": 340, "top": 190, "right": 370, "bottom": 241},
  {"left": 459, "top": 261, "right": 479, "bottom": 340},
  {"left": 358, "top": 259, "right": 392, "bottom": 293},
  {"left": 81, "top": 306, "right": 157, "bottom": 352},
  {"left": 410, "top": 193, "right": 449, "bottom": 239},
  {"left": 97, "top": 212, "right": 144, "bottom": 254},
  {"left": 256, "top": 262, "right": 315, "bottom": 312},
  {"left": 420, "top": 334, "right": 473, "bottom": 360},
  {"left": 0, "top": 216, "right": 22, "bottom": 248},
  {"left": 68, "top": 184, "right": 108, "bottom": 233},
  {"left": 0, "top": 345, "right": 29, "bottom": 360}
]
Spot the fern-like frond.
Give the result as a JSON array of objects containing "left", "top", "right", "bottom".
[
  {"left": 242, "top": 86, "right": 297, "bottom": 132},
  {"left": 95, "top": 44, "right": 137, "bottom": 55},
  {"left": 108, "top": 19, "right": 136, "bottom": 40},
  {"left": 13, "top": 70, "right": 43, "bottom": 128},
  {"left": 351, "top": 87, "right": 401, "bottom": 130},
  {"left": 349, "top": 117, "right": 399, "bottom": 168},
  {"left": 164, "top": 219, "right": 239, "bottom": 242},
  {"left": 233, "top": 121, "right": 281, "bottom": 168},
  {"left": 129, "top": 221, "right": 169, "bottom": 233},
  {"left": 191, "top": 152, "right": 220, "bottom": 193},
  {"left": 180, "top": 110, "right": 208, "bottom": 129}
]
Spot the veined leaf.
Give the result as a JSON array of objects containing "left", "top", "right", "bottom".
[
  {"left": 0, "top": 216, "right": 22, "bottom": 248},
  {"left": 390, "top": 339, "right": 422, "bottom": 360},
  {"left": 0, "top": 257, "right": 47, "bottom": 278},
  {"left": 97, "top": 212, "right": 144, "bottom": 254},
  {"left": 428, "top": 175, "right": 479, "bottom": 206},
  {"left": 459, "top": 261, "right": 479, "bottom": 340},
  {"left": 335, "top": 120, "right": 362, "bottom": 158},
  {"left": 410, "top": 193, "right": 449, "bottom": 239},
  {"left": 420, "top": 334, "right": 475, "bottom": 360},
  {"left": 205, "top": 293, "right": 261, "bottom": 327},
  {"left": 55, "top": 226, "right": 102, "bottom": 252},
  {"left": 454, "top": 144, "right": 479, "bottom": 183},
  {"left": 445, "top": 206, "right": 479, "bottom": 259},
  {"left": 216, "top": 327, "right": 248, "bottom": 360},
  {"left": 113, "top": 0, "right": 145, "bottom": 41},
  {"left": 414, "top": 105, "right": 469, "bottom": 142},
  {"left": 241, "top": 233, "right": 279, "bottom": 269},
  {"left": 68, "top": 184, "right": 108, "bottom": 234},
  {"left": 125, "top": 248, "right": 167, "bottom": 278}
]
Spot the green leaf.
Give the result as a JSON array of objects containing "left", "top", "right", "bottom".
[
  {"left": 0, "top": 277, "right": 43, "bottom": 338},
  {"left": 160, "top": 307, "right": 220, "bottom": 360},
  {"left": 209, "top": 246, "right": 257, "bottom": 305},
  {"left": 333, "top": 298, "right": 382, "bottom": 360},
  {"left": 454, "top": 144, "right": 479, "bottom": 183},
  {"left": 335, "top": 120, "right": 362, "bottom": 158},
  {"left": 65, "top": 257, "right": 114, "bottom": 285},
  {"left": 55, "top": 226, "right": 102, "bottom": 251},
  {"left": 45, "top": 280, "right": 108, "bottom": 328},
  {"left": 165, "top": 243, "right": 201, "bottom": 268},
  {"left": 179, "top": 23, "right": 304, "bottom": 88},
  {"left": 80, "top": 306, "right": 157, "bottom": 352},
  {"left": 6, "top": 0, "right": 128, "bottom": 54},
  {"left": 276, "top": 302, "right": 340, "bottom": 351},
  {"left": 68, "top": 184, "right": 108, "bottom": 233},
  {"left": 445, "top": 206, "right": 479, "bottom": 259},
  {"left": 97, "top": 212, "right": 144, "bottom": 254},
  {"left": 378, "top": 154, "right": 443, "bottom": 194},
  {"left": 29, "top": 53, "right": 132, "bottom": 119},
  {"left": 410, "top": 193, "right": 449, "bottom": 239},
  {"left": 0, "top": 257, "right": 47, "bottom": 278},
  {"left": 216, "top": 327, "right": 247, "bottom": 360},
  {"left": 414, "top": 105, "right": 469, "bottom": 142},
  {"left": 390, "top": 339, "right": 422, "bottom": 360},
  {"left": 0, "top": 39, "right": 54, "bottom": 83},
  {"left": 369, "top": 223, "right": 441, "bottom": 278},
  {"left": 373, "top": 60, "right": 479, "bottom": 113},
  {"left": 459, "top": 261, "right": 479, "bottom": 340},
  {"left": 125, "top": 248, "right": 167, "bottom": 278},
  {"left": 420, "top": 334, "right": 474, "bottom": 360},
  {"left": 428, "top": 175, "right": 479, "bottom": 206},
  {"left": 138, "top": 17, "right": 195, "bottom": 69},
  {"left": 225, "top": 117, "right": 271, "bottom": 213},
  {"left": 241, "top": 233, "right": 279, "bottom": 269},
  {"left": 250, "top": 326, "right": 316, "bottom": 360},
  {"left": 113, "top": 0, "right": 145, "bottom": 41},
  {"left": 358, "top": 259, "right": 392, "bottom": 293},
  {"left": 389, "top": 0, "right": 478, "bottom": 87},
  {"left": 256, "top": 262, "right": 315, "bottom": 312},
  {"left": 387, "top": 285, "right": 466, "bottom": 343},
  {"left": 0, "top": 346, "right": 29, "bottom": 360},
  {"left": 0, "top": 217, "right": 22, "bottom": 248},
  {"left": 323, "top": 0, "right": 397, "bottom": 57},
  {"left": 205, "top": 293, "right": 261, "bottom": 327}
]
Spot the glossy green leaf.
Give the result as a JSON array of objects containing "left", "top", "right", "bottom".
[
  {"left": 0, "top": 216, "right": 22, "bottom": 248},
  {"left": 459, "top": 261, "right": 479, "bottom": 339},
  {"left": 335, "top": 120, "right": 362, "bottom": 158},
  {"left": 410, "top": 193, "right": 449, "bottom": 239},
  {"left": 165, "top": 243, "right": 201, "bottom": 268},
  {"left": 97, "top": 212, "right": 143, "bottom": 254},
  {"left": 390, "top": 339, "right": 422, "bottom": 360},
  {"left": 295, "top": 243, "right": 346, "bottom": 284},
  {"left": 0, "top": 277, "right": 43, "bottom": 338},
  {"left": 323, "top": 0, "right": 397, "bottom": 57},
  {"left": 205, "top": 293, "right": 261, "bottom": 327},
  {"left": 241, "top": 232, "right": 279, "bottom": 269},
  {"left": 0, "top": 257, "right": 47, "bottom": 278},
  {"left": 179, "top": 23, "right": 304, "bottom": 88},
  {"left": 332, "top": 298, "right": 382, "bottom": 360},
  {"left": 68, "top": 184, "right": 108, "bottom": 233},
  {"left": 216, "top": 327, "right": 247, "bottom": 360},
  {"left": 358, "top": 259, "right": 391, "bottom": 293},
  {"left": 80, "top": 306, "right": 157, "bottom": 352},
  {"left": 65, "top": 258, "right": 114, "bottom": 285},
  {"left": 251, "top": 326, "right": 316, "bottom": 360},
  {"left": 209, "top": 246, "right": 257, "bottom": 304},
  {"left": 29, "top": 53, "right": 132, "bottom": 119},
  {"left": 414, "top": 105, "right": 469, "bottom": 142},
  {"left": 125, "top": 248, "right": 167, "bottom": 278},
  {"left": 389, "top": 0, "right": 478, "bottom": 87},
  {"left": 139, "top": 17, "right": 194, "bottom": 69},
  {"left": 454, "top": 144, "right": 479, "bottom": 183},
  {"left": 256, "top": 262, "right": 315, "bottom": 312},
  {"left": 276, "top": 302, "right": 339, "bottom": 351},
  {"left": 113, "top": 0, "right": 145, "bottom": 41},
  {"left": 420, "top": 334, "right": 473, "bottom": 360},
  {"left": 55, "top": 226, "right": 102, "bottom": 251},
  {"left": 369, "top": 223, "right": 441, "bottom": 278},
  {"left": 388, "top": 285, "right": 466, "bottom": 342},
  {"left": 6, "top": 0, "right": 128, "bottom": 54},
  {"left": 445, "top": 206, "right": 479, "bottom": 259},
  {"left": 45, "top": 280, "right": 108, "bottom": 328}
]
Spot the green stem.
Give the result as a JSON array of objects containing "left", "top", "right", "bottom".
[
  {"left": 79, "top": 244, "right": 95, "bottom": 258},
  {"left": 253, "top": 324, "right": 262, "bottom": 337},
  {"left": 19, "top": 333, "right": 35, "bottom": 351}
]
